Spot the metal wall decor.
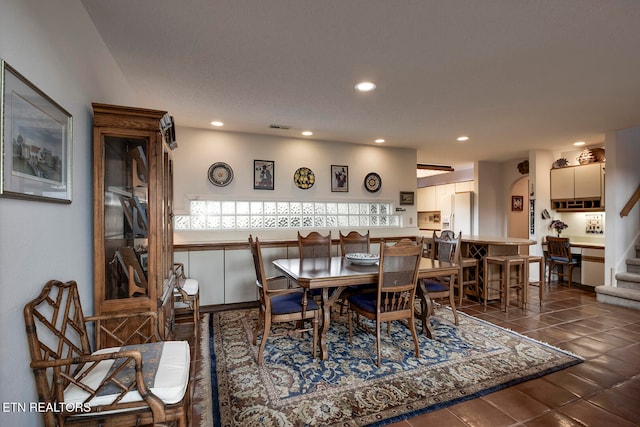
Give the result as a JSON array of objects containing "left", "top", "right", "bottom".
[
  {"left": 364, "top": 172, "right": 381, "bottom": 193},
  {"left": 208, "top": 162, "right": 233, "bottom": 186}
]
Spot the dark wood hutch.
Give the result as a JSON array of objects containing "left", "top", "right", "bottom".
[{"left": 92, "top": 103, "right": 176, "bottom": 345}]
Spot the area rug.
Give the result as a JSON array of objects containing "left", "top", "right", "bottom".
[{"left": 209, "top": 308, "right": 582, "bottom": 426}]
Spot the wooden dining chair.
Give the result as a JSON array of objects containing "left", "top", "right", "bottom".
[
  {"left": 347, "top": 238, "right": 423, "bottom": 367},
  {"left": 339, "top": 230, "right": 370, "bottom": 255},
  {"left": 23, "top": 279, "right": 191, "bottom": 427},
  {"left": 546, "top": 236, "right": 578, "bottom": 287},
  {"left": 338, "top": 230, "right": 375, "bottom": 313},
  {"left": 422, "top": 230, "right": 460, "bottom": 325},
  {"left": 298, "top": 231, "right": 332, "bottom": 258},
  {"left": 249, "top": 235, "right": 320, "bottom": 365}
]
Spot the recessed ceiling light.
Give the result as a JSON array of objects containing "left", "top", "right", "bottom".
[
  {"left": 302, "top": 131, "right": 313, "bottom": 136},
  {"left": 211, "top": 121, "right": 224, "bottom": 127},
  {"left": 355, "top": 81, "right": 376, "bottom": 92},
  {"left": 374, "top": 139, "right": 385, "bottom": 143},
  {"left": 457, "top": 136, "right": 469, "bottom": 142},
  {"left": 573, "top": 141, "right": 586, "bottom": 146}
]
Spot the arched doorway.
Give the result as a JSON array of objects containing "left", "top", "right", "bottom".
[{"left": 508, "top": 177, "right": 529, "bottom": 241}]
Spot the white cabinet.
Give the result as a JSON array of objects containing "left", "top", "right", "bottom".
[
  {"left": 550, "top": 167, "right": 575, "bottom": 200},
  {"left": 550, "top": 163, "right": 604, "bottom": 211},
  {"left": 581, "top": 247, "right": 605, "bottom": 287},
  {"left": 188, "top": 250, "right": 225, "bottom": 306},
  {"left": 574, "top": 163, "right": 602, "bottom": 199},
  {"left": 417, "top": 186, "right": 436, "bottom": 211}
]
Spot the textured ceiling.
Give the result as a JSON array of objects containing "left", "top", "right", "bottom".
[{"left": 81, "top": 0, "right": 640, "bottom": 170}]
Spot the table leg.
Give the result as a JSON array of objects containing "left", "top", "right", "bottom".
[
  {"left": 319, "top": 287, "right": 331, "bottom": 360},
  {"left": 415, "top": 280, "right": 435, "bottom": 339}
]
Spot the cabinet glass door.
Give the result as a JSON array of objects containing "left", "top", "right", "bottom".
[{"left": 103, "top": 135, "right": 150, "bottom": 300}]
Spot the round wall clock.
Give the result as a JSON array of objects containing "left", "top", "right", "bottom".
[
  {"left": 208, "top": 162, "right": 233, "bottom": 187},
  {"left": 364, "top": 172, "right": 382, "bottom": 193},
  {"left": 294, "top": 167, "right": 315, "bottom": 189}
]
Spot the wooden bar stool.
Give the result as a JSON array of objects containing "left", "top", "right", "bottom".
[
  {"left": 483, "top": 255, "right": 527, "bottom": 312},
  {"left": 520, "top": 254, "right": 545, "bottom": 306},
  {"left": 459, "top": 256, "right": 480, "bottom": 305}
]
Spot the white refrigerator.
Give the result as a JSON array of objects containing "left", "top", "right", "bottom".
[{"left": 450, "top": 192, "right": 473, "bottom": 235}]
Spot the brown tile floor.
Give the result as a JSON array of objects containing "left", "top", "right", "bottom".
[{"left": 179, "top": 282, "right": 640, "bottom": 427}]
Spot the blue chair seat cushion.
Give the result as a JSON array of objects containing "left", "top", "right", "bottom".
[
  {"left": 348, "top": 292, "right": 377, "bottom": 313},
  {"left": 271, "top": 292, "right": 319, "bottom": 315},
  {"left": 549, "top": 255, "right": 578, "bottom": 264},
  {"left": 423, "top": 279, "right": 450, "bottom": 293}
]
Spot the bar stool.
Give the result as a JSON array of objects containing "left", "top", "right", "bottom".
[
  {"left": 483, "top": 255, "right": 527, "bottom": 312},
  {"left": 459, "top": 256, "right": 480, "bottom": 305},
  {"left": 520, "top": 254, "right": 545, "bottom": 306}
]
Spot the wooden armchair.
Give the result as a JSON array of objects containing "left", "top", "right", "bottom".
[
  {"left": 422, "top": 230, "right": 460, "bottom": 325},
  {"left": 347, "top": 238, "right": 423, "bottom": 367},
  {"left": 23, "top": 280, "right": 191, "bottom": 427},
  {"left": 249, "top": 235, "right": 320, "bottom": 365}
]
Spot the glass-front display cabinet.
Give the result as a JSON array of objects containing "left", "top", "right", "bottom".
[{"left": 92, "top": 103, "right": 176, "bottom": 345}]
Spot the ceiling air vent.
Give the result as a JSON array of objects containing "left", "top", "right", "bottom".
[{"left": 269, "top": 124, "right": 292, "bottom": 130}]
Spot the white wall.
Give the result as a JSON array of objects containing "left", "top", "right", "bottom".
[
  {"left": 475, "top": 161, "right": 505, "bottom": 236},
  {"left": 172, "top": 127, "right": 419, "bottom": 243},
  {"left": 604, "top": 126, "right": 640, "bottom": 286},
  {"left": 0, "top": 1, "right": 135, "bottom": 425}
]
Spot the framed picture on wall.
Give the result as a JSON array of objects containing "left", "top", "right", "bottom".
[
  {"left": 254, "top": 160, "right": 274, "bottom": 190},
  {"left": 331, "top": 165, "right": 348, "bottom": 192},
  {"left": 511, "top": 195, "right": 524, "bottom": 211},
  {"left": 400, "top": 191, "right": 415, "bottom": 205},
  {"left": 0, "top": 60, "right": 73, "bottom": 203}
]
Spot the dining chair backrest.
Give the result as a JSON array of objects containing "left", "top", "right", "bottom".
[
  {"left": 298, "top": 231, "right": 332, "bottom": 259},
  {"left": 339, "top": 230, "right": 370, "bottom": 256},
  {"left": 546, "top": 236, "right": 572, "bottom": 262},
  {"left": 249, "top": 235, "right": 269, "bottom": 295},
  {"left": 378, "top": 238, "right": 424, "bottom": 309},
  {"left": 431, "top": 230, "right": 461, "bottom": 264}
]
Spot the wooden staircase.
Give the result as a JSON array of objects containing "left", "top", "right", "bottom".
[{"left": 596, "top": 245, "right": 640, "bottom": 310}]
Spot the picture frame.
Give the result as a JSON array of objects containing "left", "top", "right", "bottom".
[
  {"left": 511, "top": 195, "right": 524, "bottom": 211},
  {"left": 254, "top": 159, "right": 274, "bottom": 190},
  {"left": 1, "top": 60, "right": 72, "bottom": 203},
  {"left": 331, "top": 165, "right": 348, "bottom": 192},
  {"left": 400, "top": 191, "right": 415, "bottom": 205}
]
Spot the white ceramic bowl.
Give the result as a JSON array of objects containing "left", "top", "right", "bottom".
[{"left": 345, "top": 253, "right": 379, "bottom": 265}]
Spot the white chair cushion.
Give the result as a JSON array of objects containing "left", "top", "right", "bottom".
[
  {"left": 179, "top": 278, "right": 199, "bottom": 296},
  {"left": 64, "top": 340, "right": 190, "bottom": 407}
]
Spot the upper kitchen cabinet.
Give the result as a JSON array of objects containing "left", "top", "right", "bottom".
[
  {"left": 92, "top": 103, "right": 176, "bottom": 345},
  {"left": 550, "top": 163, "right": 604, "bottom": 211}
]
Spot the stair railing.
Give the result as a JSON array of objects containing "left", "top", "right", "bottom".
[{"left": 620, "top": 183, "right": 640, "bottom": 217}]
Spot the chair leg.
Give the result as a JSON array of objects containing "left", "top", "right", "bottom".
[
  {"left": 449, "top": 277, "right": 459, "bottom": 325},
  {"left": 312, "top": 312, "right": 319, "bottom": 359},
  {"left": 252, "top": 308, "right": 263, "bottom": 346},
  {"left": 376, "top": 319, "right": 382, "bottom": 368},
  {"left": 409, "top": 317, "right": 420, "bottom": 358},
  {"left": 257, "top": 316, "right": 271, "bottom": 365}
]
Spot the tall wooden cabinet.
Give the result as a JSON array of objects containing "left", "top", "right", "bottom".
[{"left": 92, "top": 103, "right": 176, "bottom": 344}]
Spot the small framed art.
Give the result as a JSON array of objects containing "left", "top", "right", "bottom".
[
  {"left": 1, "top": 60, "right": 73, "bottom": 203},
  {"left": 254, "top": 159, "right": 274, "bottom": 190},
  {"left": 331, "top": 165, "right": 348, "bottom": 192},
  {"left": 400, "top": 191, "right": 415, "bottom": 205},
  {"left": 511, "top": 195, "right": 524, "bottom": 211}
]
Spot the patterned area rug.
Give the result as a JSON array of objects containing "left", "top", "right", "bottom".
[{"left": 209, "top": 308, "right": 582, "bottom": 426}]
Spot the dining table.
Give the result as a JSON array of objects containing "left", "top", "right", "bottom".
[{"left": 272, "top": 256, "right": 459, "bottom": 360}]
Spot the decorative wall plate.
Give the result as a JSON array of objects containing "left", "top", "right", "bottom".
[
  {"left": 208, "top": 162, "right": 233, "bottom": 187},
  {"left": 364, "top": 172, "right": 382, "bottom": 193},
  {"left": 294, "top": 167, "right": 315, "bottom": 189}
]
